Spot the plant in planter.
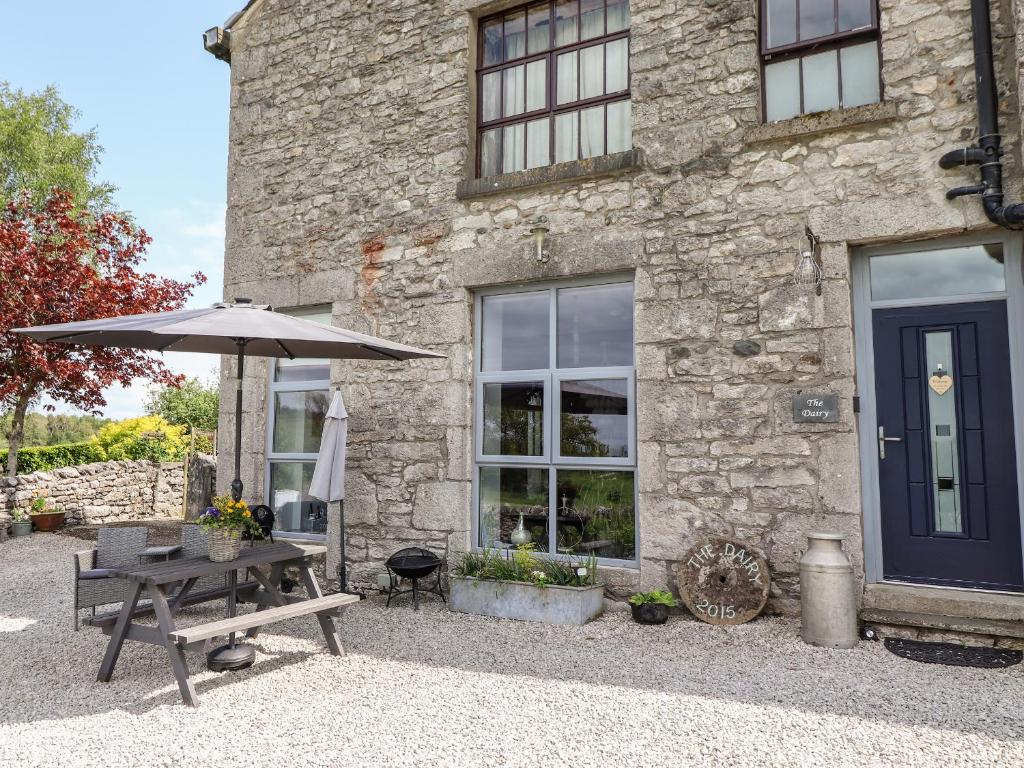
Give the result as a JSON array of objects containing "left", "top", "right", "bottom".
[
  {"left": 628, "top": 590, "right": 679, "bottom": 625},
  {"left": 449, "top": 546, "right": 604, "bottom": 626},
  {"left": 197, "top": 495, "right": 261, "bottom": 562},
  {"left": 10, "top": 506, "right": 32, "bottom": 538},
  {"left": 29, "top": 492, "right": 65, "bottom": 532}
]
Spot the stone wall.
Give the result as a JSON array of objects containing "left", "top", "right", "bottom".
[
  {"left": 215, "top": 0, "right": 1024, "bottom": 610},
  {"left": 0, "top": 456, "right": 216, "bottom": 534}
]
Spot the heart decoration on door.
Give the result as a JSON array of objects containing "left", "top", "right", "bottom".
[{"left": 929, "top": 374, "right": 953, "bottom": 395}]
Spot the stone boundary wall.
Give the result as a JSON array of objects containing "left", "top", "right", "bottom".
[{"left": 0, "top": 456, "right": 217, "bottom": 536}]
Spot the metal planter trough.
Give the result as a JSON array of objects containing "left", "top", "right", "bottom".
[{"left": 449, "top": 576, "right": 605, "bottom": 626}]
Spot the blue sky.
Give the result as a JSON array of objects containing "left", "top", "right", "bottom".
[{"left": 2, "top": 1, "right": 242, "bottom": 419}]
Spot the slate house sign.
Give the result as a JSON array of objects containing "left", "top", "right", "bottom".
[{"left": 792, "top": 393, "right": 839, "bottom": 423}]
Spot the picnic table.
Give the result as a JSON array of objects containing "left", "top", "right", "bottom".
[{"left": 85, "top": 541, "right": 358, "bottom": 707}]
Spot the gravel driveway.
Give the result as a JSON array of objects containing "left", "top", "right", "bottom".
[{"left": 2, "top": 534, "right": 1022, "bottom": 768}]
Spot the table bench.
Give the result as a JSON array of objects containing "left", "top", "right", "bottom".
[
  {"left": 94, "top": 542, "right": 351, "bottom": 707},
  {"left": 167, "top": 593, "right": 358, "bottom": 646}
]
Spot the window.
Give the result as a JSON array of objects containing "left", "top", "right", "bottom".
[
  {"left": 476, "top": 0, "right": 631, "bottom": 178},
  {"left": 760, "top": 0, "right": 880, "bottom": 122},
  {"left": 474, "top": 279, "right": 637, "bottom": 564},
  {"left": 868, "top": 243, "right": 1006, "bottom": 302},
  {"left": 265, "top": 306, "right": 331, "bottom": 538}
]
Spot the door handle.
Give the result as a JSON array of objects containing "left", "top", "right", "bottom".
[{"left": 878, "top": 426, "right": 903, "bottom": 459}]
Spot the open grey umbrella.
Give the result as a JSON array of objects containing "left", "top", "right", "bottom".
[
  {"left": 15, "top": 298, "right": 443, "bottom": 502},
  {"left": 308, "top": 390, "right": 349, "bottom": 588}
]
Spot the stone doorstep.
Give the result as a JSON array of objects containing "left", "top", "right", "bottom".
[
  {"left": 860, "top": 608, "right": 1024, "bottom": 641},
  {"left": 860, "top": 582, "right": 1024, "bottom": 644},
  {"left": 863, "top": 582, "right": 1024, "bottom": 622}
]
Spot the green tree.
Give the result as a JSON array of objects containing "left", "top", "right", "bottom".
[
  {"left": 0, "top": 82, "right": 113, "bottom": 210},
  {"left": 145, "top": 378, "right": 219, "bottom": 433},
  {"left": 0, "top": 411, "right": 109, "bottom": 448}
]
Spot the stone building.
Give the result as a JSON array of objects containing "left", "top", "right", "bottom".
[{"left": 205, "top": 0, "right": 1024, "bottom": 633}]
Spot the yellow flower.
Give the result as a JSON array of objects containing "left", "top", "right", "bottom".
[{"left": 243, "top": 510, "right": 251, "bottom": 517}]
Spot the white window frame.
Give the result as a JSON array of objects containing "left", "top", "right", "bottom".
[
  {"left": 263, "top": 305, "right": 332, "bottom": 542},
  {"left": 472, "top": 274, "right": 639, "bottom": 567}
]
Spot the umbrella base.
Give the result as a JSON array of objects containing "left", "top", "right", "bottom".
[{"left": 207, "top": 642, "right": 256, "bottom": 672}]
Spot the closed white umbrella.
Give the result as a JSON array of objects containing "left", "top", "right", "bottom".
[
  {"left": 309, "top": 390, "right": 350, "bottom": 590},
  {"left": 309, "top": 390, "right": 348, "bottom": 503}
]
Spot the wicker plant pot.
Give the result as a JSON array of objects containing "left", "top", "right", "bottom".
[{"left": 208, "top": 528, "right": 243, "bottom": 562}]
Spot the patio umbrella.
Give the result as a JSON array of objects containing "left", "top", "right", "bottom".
[
  {"left": 308, "top": 390, "right": 349, "bottom": 588},
  {"left": 14, "top": 298, "right": 443, "bottom": 503}
]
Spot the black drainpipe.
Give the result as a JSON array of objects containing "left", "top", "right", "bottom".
[{"left": 939, "top": 0, "right": 1024, "bottom": 228}]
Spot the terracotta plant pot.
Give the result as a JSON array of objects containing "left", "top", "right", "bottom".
[
  {"left": 630, "top": 602, "right": 670, "bottom": 625},
  {"left": 31, "top": 511, "right": 65, "bottom": 532}
]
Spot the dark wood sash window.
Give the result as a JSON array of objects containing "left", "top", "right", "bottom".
[
  {"left": 760, "top": 0, "right": 881, "bottom": 122},
  {"left": 476, "top": 0, "right": 631, "bottom": 178}
]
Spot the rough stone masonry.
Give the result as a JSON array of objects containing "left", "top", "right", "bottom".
[{"left": 213, "top": 0, "right": 1024, "bottom": 612}]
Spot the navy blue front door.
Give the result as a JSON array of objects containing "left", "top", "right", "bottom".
[{"left": 873, "top": 300, "right": 1023, "bottom": 590}]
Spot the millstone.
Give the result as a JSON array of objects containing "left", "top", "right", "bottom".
[{"left": 676, "top": 536, "right": 770, "bottom": 625}]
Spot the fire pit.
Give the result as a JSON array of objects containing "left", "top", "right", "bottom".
[{"left": 384, "top": 547, "right": 445, "bottom": 610}]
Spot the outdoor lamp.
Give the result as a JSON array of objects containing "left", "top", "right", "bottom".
[
  {"left": 793, "top": 226, "right": 822, "bottom": 295},
  {"left": 527, "top": 217, "right": 550, "bottom": 263}
]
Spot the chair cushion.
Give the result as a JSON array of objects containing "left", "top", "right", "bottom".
[{"left": 78, "top": 568, "right": 118, "bottom": 580}]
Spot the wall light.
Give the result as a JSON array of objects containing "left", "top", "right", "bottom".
[
  {"left": 793, "top": 226, "right": 822, "bottom": 295},
  {"left": 526, "top": 216, "right": 550, "bottom": 264}
]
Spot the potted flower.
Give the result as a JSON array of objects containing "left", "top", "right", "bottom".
[
  {"left": 29, "top": 493, "right": 65, "bottom": 532},
  {"left": 197, "top": 495, "right": 260, "bottom": 562},
  {"left": 628, "top": 590, "right": 678, "bottom": 625},
  {"left": 10, "top": 507, "right": 32, "bottom": 538}
]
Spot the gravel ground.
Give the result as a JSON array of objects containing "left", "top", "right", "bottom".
[{"left": 2, "top": 534, "right": 1022, "bottom": 768}]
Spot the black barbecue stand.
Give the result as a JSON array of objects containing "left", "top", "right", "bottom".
[{"left": 385, "top": 547, "right": 445, "bottom": 610}]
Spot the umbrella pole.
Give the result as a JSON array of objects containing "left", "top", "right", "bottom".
[
  {"left": 339, "top": 500, "right": 347, "bottom": 590},
  {"left": 230, "top": 339, "right": 247, "bottom": 502}
]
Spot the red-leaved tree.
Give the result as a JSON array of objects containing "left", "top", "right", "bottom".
[{"left": 0, "top": 190, "right": 205, "bottom": 476}]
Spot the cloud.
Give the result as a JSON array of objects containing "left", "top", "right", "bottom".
[{"left": 40, "top": 351, "right": 220, "bottom": 421}]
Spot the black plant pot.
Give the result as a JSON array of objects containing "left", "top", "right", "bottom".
[{"left": 631, "top": 602, "right": 669, "bottom": 625}]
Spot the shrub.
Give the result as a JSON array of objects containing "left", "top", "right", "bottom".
[
  {"left": 452, "top": 546, "right": 599, "bottom": 587},
  {"left": 628, "top": 590, "right": 679, "bottom": 608},
  {"left": 90, "top": 416, "right": 187, "bottom": 462},
  {"left": 0, "top": 441, "right": 103, "bottom": 473}
]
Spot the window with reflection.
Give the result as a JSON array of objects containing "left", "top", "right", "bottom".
[
  {"left": 869, "top": 243, "right": 1006, "bottom": 302},
  {"left": 266, "top": 306, "right": 331, "bottom": 537},
  {"left": 760, "top": 0, "right": 880, "bottom": 122},
  {"left": 560, "top": 379, "right": 629, "bottom": 458},
  {"left": 475, "top": 280, "right": 636, "bottom": 563},
  {"left": 477, "top": 0, "right": 631, "bottom": 177}
]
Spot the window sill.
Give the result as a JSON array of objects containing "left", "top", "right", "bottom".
[
  {"left": 456, "top": 148, "right": 643, "bottom": 200},
  {"left": 744, "top": 101, "right": 899, "bottom": 145}
]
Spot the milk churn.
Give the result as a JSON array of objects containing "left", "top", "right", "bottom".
[{"left": 799, "top": 532, "right": 858, "bottom": 649}]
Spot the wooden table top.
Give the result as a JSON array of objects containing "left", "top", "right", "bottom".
[{"left": 111, "top": 541, "right": 327, "bottom": 585}]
